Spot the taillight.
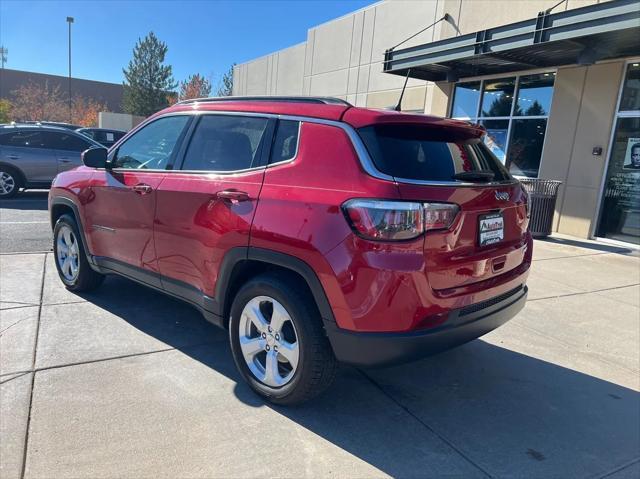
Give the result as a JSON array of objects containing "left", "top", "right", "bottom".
[{"left": 342, "top": 199, "right": 458, "bottom": 241}]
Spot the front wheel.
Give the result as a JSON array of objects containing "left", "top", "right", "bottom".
[
  {"left": 53, "top": 214, "right": 105, "bottom": 291},
  {"left": 229, "top": 273, "right": 337, "bottom": 405}
]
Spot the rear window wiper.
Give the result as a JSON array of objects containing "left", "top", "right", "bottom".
[{"left": 452, "top": 170, "right": 495, "bottom": 182}]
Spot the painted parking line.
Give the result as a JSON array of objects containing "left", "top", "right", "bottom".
[{"left": 0, "top": 221, "right": 49, "bottom": 224}]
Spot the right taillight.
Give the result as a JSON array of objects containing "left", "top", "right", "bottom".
[
  {"left": 342, "top": 199, "right": 459, "bottom": 241},
  {"left": 522, "top": 187, "right": 531, "bottom": 218}
]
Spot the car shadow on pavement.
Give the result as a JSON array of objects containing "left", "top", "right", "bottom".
[
  {"left": 0, "top": 190, "right": 49, "bottom": 210},
  {"left": 75, "top": 274, "right": 640, "bottom": 477}
]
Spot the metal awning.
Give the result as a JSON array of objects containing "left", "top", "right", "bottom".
[{"left": 384, "top": 0, "right": 640, "bottom": 82}]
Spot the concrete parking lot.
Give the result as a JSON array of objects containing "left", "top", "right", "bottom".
[{"left": 1, "top": 193, "right": 639, "bottom": 478}]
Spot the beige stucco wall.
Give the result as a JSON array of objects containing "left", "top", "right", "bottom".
[{"left": 539, "top": 61, "right": 625, "bottom": 238}]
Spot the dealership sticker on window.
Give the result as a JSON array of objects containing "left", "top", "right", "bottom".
[{"left": 479, "top": 212, "right": 504, "bottom": 246}]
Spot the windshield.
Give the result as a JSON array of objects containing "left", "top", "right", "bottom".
[{"left": 358, "top": 124, "right": 512, "bottom": 183}]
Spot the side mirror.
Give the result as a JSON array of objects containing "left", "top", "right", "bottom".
[{"left": 81, "top": 147, "right": 108, "bottom": 169}]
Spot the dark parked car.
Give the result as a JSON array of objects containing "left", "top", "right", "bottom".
[
  {"left": 0, "top": 125, "right": 101, "bottom": 198},
  {"left": 48, "top": 96, "right": 532, "bottom": 405},
  {"left": 76, "top": 127, "right": 126, "bottom": 148}
]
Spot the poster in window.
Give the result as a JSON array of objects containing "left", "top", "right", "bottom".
[{"left": 623, "top": 137, "right": 640, "bottom": 170}]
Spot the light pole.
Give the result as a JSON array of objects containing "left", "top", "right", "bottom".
[{"left": 66, "top": 16, "right": 74, "bottom": 122}]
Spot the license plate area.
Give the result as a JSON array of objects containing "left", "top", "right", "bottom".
[{"left": 479, "top": 212, "right": 504, "bottom": 246}]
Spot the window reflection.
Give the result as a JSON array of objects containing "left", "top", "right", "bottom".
[
  {"left": 480, "top": 120, "right": 509, "bottom": 163},
  {"left": 451, "top": 81, "right": 481, "bottom": 118},
  {"left": 507, "top": 119, "right": 547, "bottom": 178},
  {"left": 620, "top": 63, "right": 640, "bottom": 112},
  {"left": 480, "top": 77, "right": 515, "bottom": 117},
  {"left": 515, "top": 73, "right": 555, "bottom": 116}
]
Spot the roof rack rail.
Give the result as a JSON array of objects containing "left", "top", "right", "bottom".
[{"left": 176, "top": 96, "right": 352, "bottom": 107}]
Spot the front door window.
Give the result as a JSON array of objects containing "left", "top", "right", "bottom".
[{"left": 596, "top": 63, "right": 640, "bottom": 245}]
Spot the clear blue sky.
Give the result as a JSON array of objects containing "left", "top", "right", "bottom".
[{"left": 0, "top": 0, "right": 373, "bottom": 88}]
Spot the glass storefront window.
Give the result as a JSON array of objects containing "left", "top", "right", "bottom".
[
  {"left": 450, "top": 73, "right": 554, "bottom": 177},
  {"left": 619, "top": 63, "right": 640, "bottom": 111},
  {"left": 515, "top": 73, "right": 555, "bottom": 116},
  {"left": 480, "top": 120, "right": 509, "bottom": 162},
  {"left": 451, "top": 81, "right": 481, "bottom": 119},
  {"left": 596, "top": 61, "right": 640, "bottom": 246},
  {"left": 508, "top": 119, "right": 547, "bottom": 178},
  {"left": 480, "top": 77, "right": 516, "bottom": 117}
]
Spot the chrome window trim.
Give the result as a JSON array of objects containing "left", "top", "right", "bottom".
[{"left": 106, "top": 109, "right": 517, "bottom": 186}]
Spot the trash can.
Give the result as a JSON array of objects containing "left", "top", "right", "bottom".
[{"left": 519, "top": 179, "right": 562, "bottom": 238}]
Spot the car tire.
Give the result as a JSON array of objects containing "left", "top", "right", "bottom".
[
  {"left": 0, "top": 166, "right": 22, "bottom": 199},
  {"left": 53, "top": 214, "right": 105, "bottom": 292},
  {"left": 229, "top": 272, "right": 337, "bottom": 405}
]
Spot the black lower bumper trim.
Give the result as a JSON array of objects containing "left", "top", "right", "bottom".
[{"left": 325, "top": 285, "right": 527, "bottom": 368}]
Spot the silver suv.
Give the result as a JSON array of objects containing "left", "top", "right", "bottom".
[{"left": 0, "top": 125, "right": 101, "bottom": 198}]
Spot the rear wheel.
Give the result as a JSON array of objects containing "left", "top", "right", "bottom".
[
  {"left": 53, "top": 214, "right": 104, "bottom": 291},
  {"left": 229, "top": 273, "right": 337, "bottom": 405},
  {"left": 0, "top": 167, "right": 21, "bottom": 198}
]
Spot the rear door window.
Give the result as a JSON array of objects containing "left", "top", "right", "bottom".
[
  {"left": 180, "top": 115, "right": 269, "bottom": 172},
  {"left": 44, "top": 132, "right": 92, "bottom": 152},
  {"left": 358, "top": 124, "right": 511, "bottom": 183}
]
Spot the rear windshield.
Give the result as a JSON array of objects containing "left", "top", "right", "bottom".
[{"left": 358, "top": 124, "right": 511, "bottom": 183}]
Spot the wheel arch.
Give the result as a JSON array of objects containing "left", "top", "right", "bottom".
[
  {"left": 217, "top": 247, "right": 336, "bottom": 328},
  {"left": 50, "top": 196, "right": 96, "bottom": 268}
]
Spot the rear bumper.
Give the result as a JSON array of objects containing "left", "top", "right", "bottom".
[{"left": 324, "top": 284, "right": 527, "bottom": 368}]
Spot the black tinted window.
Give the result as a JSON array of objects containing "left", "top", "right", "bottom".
[
  {"left": 0, "top": 130, "right": 47, "bottom": 148},
  {"left": 113, "top": 116, "right": 190, "bottom": 169},
  {"left": 45, "top": 132, "right": 92, "bottom": 152},
  {"left": 358, "top": 124, "right": 511, "bottom": 183},
  {"left": 270, "top": 120, "right": 299, "bottom": 163},
  {"left": 182, "top": 115, "right": 268, "bottom": 171}
]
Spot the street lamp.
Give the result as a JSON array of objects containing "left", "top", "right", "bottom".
[{"left": 66, "top": 16, "right": 74, "bottom": 122}]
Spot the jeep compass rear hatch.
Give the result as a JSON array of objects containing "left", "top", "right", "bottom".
[{"left": 358, "top": 123, "right": 529, "bottom": 291}]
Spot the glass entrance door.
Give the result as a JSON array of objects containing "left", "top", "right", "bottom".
[{"left": 596, "top": 63, "right": 640, "bottom": 246}]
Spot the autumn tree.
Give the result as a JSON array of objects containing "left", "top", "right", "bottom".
[
  {"left": 0, "top": 99, "right": 11, "bottom": 123},
  {"left": 70, "top": 96, "right": 108, "bottom": 127},
  {"left": 122, "top": 32, "right": 177, "bottom": 116},
  {"left": 9, "top": 81, "right": 106, "bottom": 126},
  {"left": 216, "top": 64, "right": 235, "bottom": 97},
  {"left": 178, "top": 73, "right": 212, "bottom": 101},
  {"left": 10, "top": 81, "right": 66, "bottom": 122}
]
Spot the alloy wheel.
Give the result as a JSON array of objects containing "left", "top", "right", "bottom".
[
  {"left": 238, "top": 296, "right": 300, "bottom": 387},
  {"left": 56, "top": 225, "right": 80, "bottom": 282},
  {"left": 0, "top": 171, "right": 16, "bottom": 196}
]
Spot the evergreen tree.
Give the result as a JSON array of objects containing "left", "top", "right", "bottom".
[
  {"left": 122, "top": 32, "right": 177, "bottom": 116},
  {"left": 217, "top": 64, "right": 235, "bottom": 97}
]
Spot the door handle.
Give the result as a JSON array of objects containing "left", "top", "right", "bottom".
[
  {"left": 7, "top": 155, "right": 19, "bottom": 160},
  {"left": 132, "top": 183, "right": 153, "bottom": 195},
  {"left": 59, "top": 158, "right": 72, "bottom": 163},
  {"left": 216, "top": 189, "right": 251, "bottom": 203}
]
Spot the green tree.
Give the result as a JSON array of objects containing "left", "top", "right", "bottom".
[
  {"left": 216, "top": 64, "right": 235, "bottom": 97},
  {"left": 0, "top": 99, "right": 12, "bottom": 123},
  {"left": 122, "top": 32, "right": 177, "bottom": 116},
  {"left": 179, "top": 73, "right": 212, "bottom": 101}
]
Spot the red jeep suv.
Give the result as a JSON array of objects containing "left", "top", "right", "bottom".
[{"left": 49, "top": 97, "right": 532, "bottom": 405}]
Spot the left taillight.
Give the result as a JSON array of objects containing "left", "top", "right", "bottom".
[{"left": 342, "top": 199, "right": 459, "bottom": 241}]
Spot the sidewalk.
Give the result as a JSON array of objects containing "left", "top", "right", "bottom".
[{"left": 1, "top": 238, "right": 639, "bottom": 478}]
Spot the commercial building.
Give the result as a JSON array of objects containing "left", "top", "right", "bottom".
[
  {"left": 233, "top": 0, "right": 640, "bottom": 247},
  {"left": 0, "top": 68, "right": 124, "bottom": 113}
]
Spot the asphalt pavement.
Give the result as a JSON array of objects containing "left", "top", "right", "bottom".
[{"left": 0, "top": 191, "right": 52, "bottom": 254}]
